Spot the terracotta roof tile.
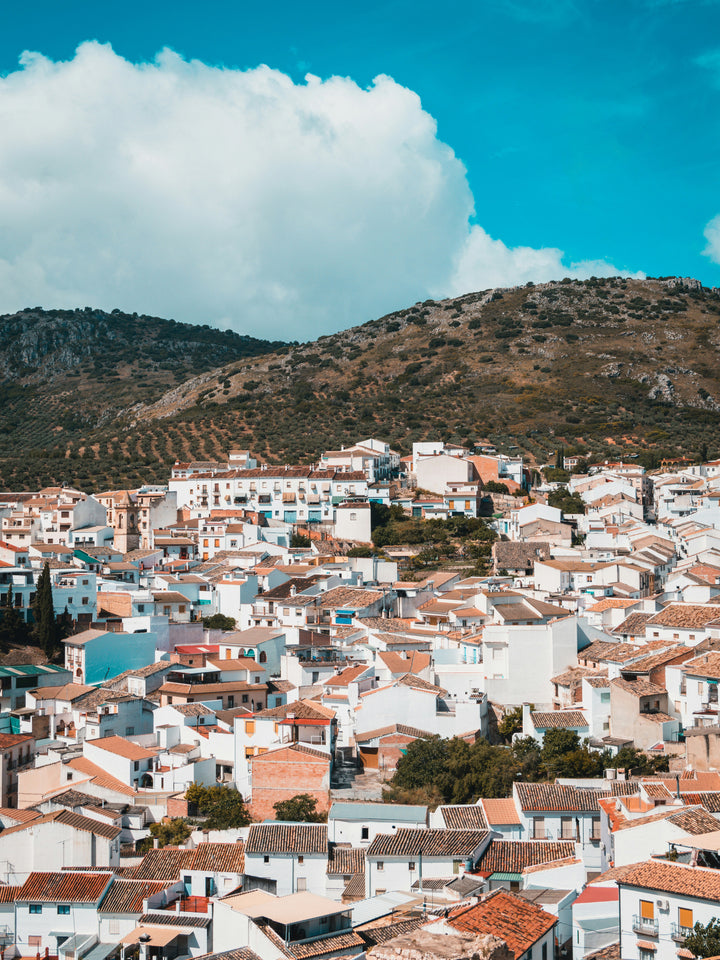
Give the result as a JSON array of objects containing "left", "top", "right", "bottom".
[
  {"left": 246, "top": 824, "right": 328, "bottom": 855},
  {"left": 131, "top": 848, "right": 195, "bottom": 881},
  {"left": 479, "top": 799, "right": 521, "bottom": 826},
  {"left": 367, "top": 828, "right": 488, "bottom": 858},
  {"left": 646, "top": 604, "right": 720, "bottom": 630},
  {"left": 530, "top": 711, "right": 587, "bottom": 729},
  {"left": 620, "top": 860, "right": 720, "bottom": 901},
  {"left": 476, "top": 840, "right": 576, "bottom": 874},
  {"left": 17, "top": 871, "right": 111, "bottom": 903},
  {"left": 447, "top": 889, "right": 557, "bottom": 957},
  {"left": 437, "top": 805, "right": 489, "bottom": 831},
  {"left": 100, "top": 879, "right": 170, "bottom": 914}
]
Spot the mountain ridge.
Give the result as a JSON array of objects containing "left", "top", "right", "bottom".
[{"left": 1, "top": 276, "right": 720, "bottom": 491}]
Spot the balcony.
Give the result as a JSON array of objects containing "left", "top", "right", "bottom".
[
  {"left": 633, "top": 916, "right": 659, "bottom": 936},
  {"left": 671, "top": 924, "right": 693, "bottom": 942}
]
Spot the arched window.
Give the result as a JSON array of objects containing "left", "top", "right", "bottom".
[
  {"left": 259, "top": 651, "right": 267, "bottom": 663},
  {"left": 245, "top": 649, "right": 256, "bottom": 659}
]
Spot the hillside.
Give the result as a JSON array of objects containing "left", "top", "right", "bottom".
[{"left": 1, "top": 276, "right": 720, "bottom": 491}]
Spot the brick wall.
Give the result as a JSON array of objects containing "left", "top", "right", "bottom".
[
  {"left": 167, "top": 794, "right": 189, "bottom": 818},
  {"left": 249, "top": 751, "right": 330, "bottom": 820}
]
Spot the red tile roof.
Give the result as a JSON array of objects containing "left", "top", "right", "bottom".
[
  {"left": 447, "top": 889, "right": 557, "bottom": 958},
  {"left": 17, "top": 871, "right": 112, "bottom": 903}
]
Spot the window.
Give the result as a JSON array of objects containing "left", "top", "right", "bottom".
[
  {"left": 542, "top": 943, "right": 547, "bottom": 960},
  {"left": 137, "top": 604, "right": 145, "bottom": 613},
  {"left": 453, "top": 859, "right": 462, "bottom": 874},
  {"left": 601, "top": 691, "right": 610, "bottom": 703},
  {"left": 29, "top": 904, "right": 42, "bottom": 914},
  {"left": 678, "top": 907, "right": 693, "bottom": 930},
  {"left": 377, "top": 861, "right": 384, "bottom": 871},
  {"left": 361, "top": 826, "right": 369, "bottom": 840},
  {"left": 67, "top": 596, "right": 73, "bottom": 605},
  {"left": 242, "top": 694, "right": 249, "bottom": 704},
  {"left": 57, "top": 905, "right": 70, "bottom": 915},
  {"left": 125, "top": 727, "right": 135, "bottom": 736},
  {"left": 561, "top": 816, "right": 576, "bottom": 840},
  {"left": 640, "top": 900, "right": 655, "bottom": 920},
  {"left": 532, "top": 816, "right": 545, "bottom": 839},
  {"left": 245, "top": 720, "right": 255, "bottom": 735},
  {"left": 298, "top": 855, "right": 304, "bottom": 864},
  {"left": 639, "top": 950, "right": 655, "bottom": 960},
  {"left": 408, "top": 862, "right": 416, "bottom": 871},
  {"left": 699, "top": 682, "right": 704, "bottom": 695},
  {"left": 264, "top": 855, "right": 270, "bottom": 864},
  {"left": 133, "top": 761, "right": 139, "bottom": 771},
  {"left": 296, "top": 878, "right": 307, "bottom": 891},
  {"left": 81, "top": 596, "right": 89, "bottom": 605}
]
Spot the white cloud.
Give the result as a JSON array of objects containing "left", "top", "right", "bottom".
[
  {"left": 448, "top": 226, "right": 643, "bottom": 295},
  {"left": 704, "top": 214, "right": 720, "bottom": 264},
  {"left": 0, "top": 43, "right": 639, "bottom": 339}
]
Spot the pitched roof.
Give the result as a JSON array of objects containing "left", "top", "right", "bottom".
[
  {"left": 86, "top": 736, "right": 158, "bottom": 761},
  {"left": 613, "top": 613, "right": 653, "bottom": 636},
  {"left": 17, "top": 871, "right": 111, "bottom": 903},
  {"left": 436, "top": 805, "right": 489, "bottom": 831},
  {"left": 246, "top": 824, "right": 328, "bottom": 855},
  {"left": 366, "top": 828, "right": 488, "bottom": 858},
  {"left": 530, "top": 711, "right": 588, "bottom": 729},
  {"left": 646, "top": 604, "right": 720, "bottom": 629},
  {"left": 480, "top": 798, "right": 521, "bottom": 826},
  {"left": 619, "top": 860, "right": 720, "bottom": 901},
  {"left": 665, "top": 807, "right": 720, "bottom": 836},
  {"left": 0, "top": 808, "right": 120, "bottom": 841},
  {"left": 188, "top": 842, "right": 245, "bottom": 873},
  {"left": 253, "top": 699, "right": 336, "bottom": 721},
  {"left": 131, "top": 848, "right": 195, "bottom": 881},
  {"left": 66, "top": 756, "right": 137, "bottom": 797},
  {"left": 355, "top": 722, "right": 433, "bottom": 742},
  {"left": 610, "top": 677, "right": 667, "bottom": 697},
  {"left": 447, "top": 889, "right": 557, "bottom": 958},
  {"left": 326, "top": 845, "right": 365, "bottom": 877},
  {"left": 476, "top": 839, "right": 577, "bottom": 873},
  {"left": 100, "top": 879, "right": 170, "bottom": 914}
]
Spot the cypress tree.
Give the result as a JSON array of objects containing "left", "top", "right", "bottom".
[{"left": 32, "top": 562, "right": 58, "bottom": 657}]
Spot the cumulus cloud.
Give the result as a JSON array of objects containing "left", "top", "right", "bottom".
[
  {"left": 448, "top": 226, "right": 644, "bottom": 296},
  {"left": 703, "top": 215, "right": 720, "bottom": 264},
  {"left": 0, "top": 43, "right": 638, "bottom": 339}
]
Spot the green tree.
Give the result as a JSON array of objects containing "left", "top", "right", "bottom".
[
  {"left": 202, "top": 613, "right": 236, "bottom": 631},
  {"left": 685, "top": 918, "right": 720, "bottom": 958},
  {"left": 541, "top": 728, "right": 581, "bottom": 777},
  {"left": 185, "top": 784, "right": 252, "bottom": 828},
  {"left": 290, "top": 533, "right": 311, "bottom": 548},
  {"left": 32, "top": 562, "right": 60, "bottom": 657},
  {"left": 273, "top": 793, "right": 326, "bottom": 823},
  {"left": 498, "top": 706, "right": 523, "bottom": 742},
  {"left": 149, "top": 818, "right": 191, "bottom": 847},
  {"left": 0, "top": 585, "right": 30, "bottom": 651}
]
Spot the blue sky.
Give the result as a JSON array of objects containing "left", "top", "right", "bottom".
[{"left": 0, "top": 0, "right": 719, "bottom": 337}]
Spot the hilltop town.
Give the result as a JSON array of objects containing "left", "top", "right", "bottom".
[{"left": 1, "top": 438, "right": 720, "bottom": 960}]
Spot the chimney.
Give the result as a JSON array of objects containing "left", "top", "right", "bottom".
[{"left": 676, "top": 774, "right": 682, "bottom": 800}]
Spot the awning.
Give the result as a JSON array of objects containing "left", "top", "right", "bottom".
[
  {"left": 121, "top": 927, "right": 182, "bottom": 947},
  {"left": 489, "top": 872, "right": 522, "bottom": 882},
  {"left": 636, "top": 942, "right": 658, "bottom": 951}
]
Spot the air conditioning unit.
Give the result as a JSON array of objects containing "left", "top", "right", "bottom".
[{"left": 657, "top": 899, "right": 670, "bottom": 911}]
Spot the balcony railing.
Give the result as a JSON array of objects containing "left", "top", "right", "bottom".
[
  {"left": 672, "top": 924, "right": 693, "bottom": 942},
  {"left": 632, "top": 916, "right": 659, "bottom": 936}
]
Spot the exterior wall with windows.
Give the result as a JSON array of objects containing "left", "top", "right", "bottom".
[{"left": 619, "top": 880, "right": 719, "bottom": 960}]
